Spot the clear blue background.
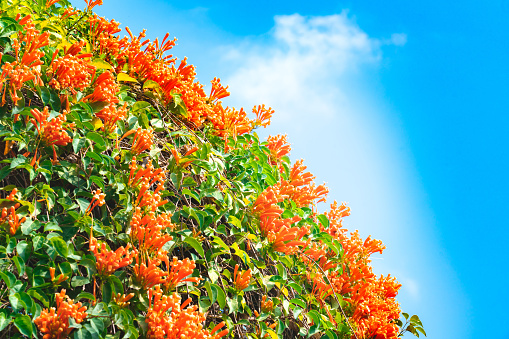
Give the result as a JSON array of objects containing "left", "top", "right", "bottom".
[{"left": 72, "top": 0, "right": 509, "bottom": 337}]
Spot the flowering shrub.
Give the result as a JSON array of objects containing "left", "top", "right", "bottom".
[{"left": 0, "top": 1, "right": 425, "bottom": 338}]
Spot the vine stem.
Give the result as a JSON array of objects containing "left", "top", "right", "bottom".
[{"left": 302, "top": 253, "right": 359, "bottom": 339}]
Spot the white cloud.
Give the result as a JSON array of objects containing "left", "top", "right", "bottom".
[{"left": 222, "top": 12, "right": 405, "bottom": 121}]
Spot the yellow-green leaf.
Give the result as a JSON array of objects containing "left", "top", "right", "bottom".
[
  {"left": 117, "top": 73, "right": 137, "bottom": 82},
  {"left": 91, "top": 117, "right": 103, "bottom": 130},
  {"left": 91, "top": 59, "right": 113, "bottom": 70},
  {"left": 143, "top": 80, "right": 160, "bottom": 89}
]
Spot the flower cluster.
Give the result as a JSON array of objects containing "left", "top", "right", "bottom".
[
  {"left": 0, "top": 15, "right": 48, "bottom": 105},
  {"left": 84, "top": 70, "right": 119, "bottom": 104},
  {"left": 310, "top": 200, "right": 403, "bottom": 339},
  {"left": 89, "top": 233, "right": 137, "bottom": 276},
  {"left": 145, "top": 286, "right": 228, "bottom": 339},
  {"left": 48, "top": 41, "right": 95, "bottom": 93},
  {"left": 80, "top": 14, "right": 271, "bottom": 141},
  {"left": 34, "top": 289, "right": 87, "bottom": 339},
  {"left": 266, "top": 134, "right": 291, "bottom": 165},
  {"left": 254, "top": 184, "right": 309, "bottom": 254},
  {"left": 261, "top": 295, "right": 274, "bottom": 313},
  {"left": 232, "top": 264, "right": 251, "bottom": 292},
  {"left": 127, "top": 127, "right": 154, "bottom": 155},
  {"left": 162, "top": 256, "right": 200, "bottom": 292},
  {"left": 129, "top": 207, "right": 174, "bottom": 254},
  {"left": 30, "top": 107, "right": 74, "bottom": 148},
  {"left": 280, "top": 159, "right": 329, "bottom": 207},
  {"left": 85, "top": 189, "right": 105, "bottom": 215},
  {"left": 0, "top": 189, "right": 26, "bottom": 235},
  {"left": 252, "top": 104, "right": 274, "bottom": 128}
]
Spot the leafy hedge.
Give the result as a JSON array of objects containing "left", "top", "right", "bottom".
[{"left": 0, "top": 1, "right": 425, "bottom": 338}]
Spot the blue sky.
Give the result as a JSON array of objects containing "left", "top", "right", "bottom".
[{"left": 73, "top": 0, "right": 509, "bottom": 337}]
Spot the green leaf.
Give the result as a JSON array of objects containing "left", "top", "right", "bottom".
[
  {"left": 49, "top": 237, "right": 68, "bottom": 257},
  {"left": 227, "top": 296, "right": 239, "bottom": 314},
  {"left": 184, "top": 237, "right": 205, "bottom": 258},
  {"left": 132, "top": 101, "right": 151, "bottom": 113},
  {"left": 228, "top": 215, "right": 242, "bottom": 229},
  {"left": 317, "top": 214, "right": 329, "bottom": 228},
  {"left": 44, "top": 222, "right": 62, "bottom": 232},
  {"left": 12, "top": 256, "right": 25, "bottom": 276},
  {"left": 138, "top": 113, "right": 150, "bottom": 129},
  {"left": 0, "top": 312, "right": 11, "bottom": 332},
  {"left": 77, "top": 197, "right": 90, "bottom": 214},
  {"left": 182, "top": 189, "right": 200, "bottom": 202},
  {"left": 416, "top": 327, "right": 427, "bottom": 337},
  {"left": 10, "top": 155, "right": 27, "bottom": 169},
  {"left": 102, "top": 280, "right": 113, "bottom": 304},
  {"left": 325, "top": 330, "right": 338, "bottom": 339},
  {"left": 0, "top": 271, "right": 16, "bottom": 288},
  {"left": 27, "top": 289, "right": 49, "bottom": 308},
  {"left": 76, "top": 292, "right": 96, "bottom": 301},
  {"left": 71, "top": 276, "right": 90, "bottom": 287},
  {"left": 212, "top": 284, "right": 226, "bottom": 309},
  {"left": 87, "top": 131, "right": 106, "bottom": 151},
  {"left": 16, "top": 241, "right": 30, "bottom": 262},
  {"left": 13, "top": 314, "right": 32, "bottom": 337},
  {"left": 108, "top": 275, "right": 124, "bottom": 294},
  {"left": 287, "top": 282, "right": 302, "bottom": 294},
  {"left": 143, "top": 80, "right": 160, "bottom": 90},
  {"left": 73, "top": 137, "right": 87, "bottom": 153},
  {"left": 290, "top": 298, "right": 306, "bottom": 309}
]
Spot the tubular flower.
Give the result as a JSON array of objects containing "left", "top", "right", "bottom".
[
  {"left": 30, "top": 107, "right": 75, "bottom": 150},
  {"left": 350, "top": 275, "right": 402, "bottom": 339},
  {"left": 84, "top": 0, "right": 103, "bottom": 11},
  {"left": 128, "top": 157, "right": 166, "bottom": 188},
  {"left": 275, "top": 159, "right": 329, "bottom": 207},
  {"left": 266, "top": 134, "right": 291, "bottom": 164},
  {"left": 310, "top": 273, "right": 334, "bottom": 301},
  {"left": 1, "top": 205, "right": 26, "bottom": 235},
  {"left": 34, "top": 289, "right": 87, "bottom": 339},
  {"left": 85, "top": 189, "right": 105, "bottom": 215},
  {"left": 303, "top": 242, "right": 330, "bottom": 264},
  {"left": 89, "top": 234, "right": 137, "bottom": 276},
  {"left": 49, "top": 267, "right": 68, "bottom": 284},
  {"left": 0, "top": 189, "right": 26, "bottom": 235},
  {"left": 146, "top": 286, "right": 228, "bottom": 339},
  {"left": 321, "top": 200, "right": 350, "bottom": 239},
  {"left": 268, "top": 224, "right": 309, "bottom": 255},
  {"left": 133, "top": 256, "right": 167, "bottom": 290},
  {"left": 252, "top": 104, "right": 274, "bottom": 128},
  {"left": 48, "top": 41, "right": 95, "bottom": 93},
  {"left": 95, "top": 102, "right": 128, "bottom": 133},
  {"left": 232, "top": 264, "right": 251, "bottom": 292},
  {"left": 113, "top": 293, "right": 135, "bottom": 307},
  {"left": 45, "top": 0, "right": 61, "bottom": 7},
  {"left": 0, "top": 16, "right": 48, "bottom": 105},
  {"left": 61, "top": 7, "right": 79, "bottom": 20},
  {"left": 134, "top": 180, "right": 168, "bottom": 211},
  {"left": 84, "top": 70, "right": 119, "bottom": 104},
  {"left": 170, "top": 146, "right": 198, "bottom": 168},
  {"left": 128, "top": 127, "right": 154, "bottom": 155},
  {"left": 260, "top": 214, "right": 301, "bottom": 238},
  {"left": 209, "top": 105, "right": 252, "bottom": 139},
  {"left": 162, "top": 256, "right": 200, "bottom": 292},
  {"left": 253, "top": 185, "right": 286, "bottom": 217},
  {"left": 209, "top": 77, "right": 230, "bottom": 103},
  {"left": 260, "top": 296, "right": 274, "bottom": 313},
  {"left": 129, "top": 207, "right": 174, "bottom": 254}
]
